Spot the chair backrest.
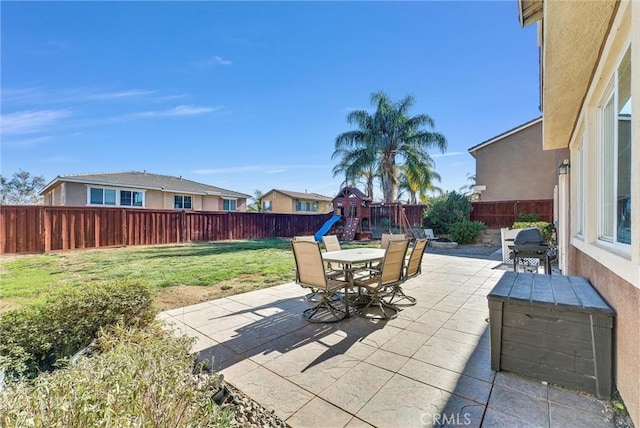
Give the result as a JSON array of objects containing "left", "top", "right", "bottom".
[
  {"left": 322, "top": 235, "right": 342, "bottom": 270},
  {"left": 322, "top": 234, "right": 341, "bottom": 252},
  {"left": 406, "top": 239, "right": 428, "bottom": 279},
  {"left": 293, "top": 235, "right": 316, "bottom": 242},
  {"left": 424, "top": 229, "right": 435, "bottom": 240},
  {"left": 379, "top": 239, "right": 410, "bottom": 286},
  {"left": 381, "top": 233, "right": 406, "bottom": 249},
  {"left": 291, "top": 240, "right": 327, "bottom": 289}
]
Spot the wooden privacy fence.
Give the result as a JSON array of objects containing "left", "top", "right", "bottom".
[
  {"left": 369, "top": 204, "right": 426, "bottom": 230},
  {"left": 470, "top": 199, "right": 553, "bottom": 228},
  {"left": 0, "top": 205, "right": 331, "bottom": 254}
]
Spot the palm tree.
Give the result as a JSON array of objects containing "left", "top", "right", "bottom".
[
  {"left": 398, "top": 157, "right": 442, "bottom": 203},
  {"left": 247, "top": 189, "right": 263, "bottom": 212},
  {"left": 459, "top": 173, "right": 476, "bottom": 196},
  {"left": 334, "top": 92, "right": 447, "bottom": 203},
  {"left": 331, "top": 147, "right": 377, "bottom": 198}
]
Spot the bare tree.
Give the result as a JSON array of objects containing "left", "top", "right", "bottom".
[{"left": 0, "top": 170, "right": 46, "bottom": 205}]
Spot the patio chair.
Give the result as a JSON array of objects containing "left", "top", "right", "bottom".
[
  {"left": 381, "top": 233, "right": 407, "bottom": 250},
  {"left": 322, "top": 234, "right": 343, "bottom": 271},
  {"left": 354, "top": 239, "right": 409, "bottom": 320},
  {"left": 293, "top": 235, "right": 316, "bottom": 242},
  {"left": 384, "top": 238, "right": 427, "bottom": 306},
  {"left": 291, "top": 240, "right": 349, "bottom": 323}
]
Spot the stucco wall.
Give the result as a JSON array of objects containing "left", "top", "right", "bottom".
[
  {"left": 261, "top": 191, "right": 331, "bottom": 213},
  {"left": 474, "top": 121, "right": 567, "bottom": 202},
  {"left": 569, "top": 246, "right": 640, "bottom": 424},
  {"left": 261, "top": 191, "right": 293, "bottom": 213},
  {"left": 64, "top": 182, "right": 87, "bottom": 206}
]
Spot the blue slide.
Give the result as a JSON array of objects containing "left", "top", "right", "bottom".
[{"left": 314, "top": 215, "right": 342, "bottom": 242}]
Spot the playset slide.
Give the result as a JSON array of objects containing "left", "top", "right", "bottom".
[{"left": 313, "top": 215, "right": 342, "bottom": 242}]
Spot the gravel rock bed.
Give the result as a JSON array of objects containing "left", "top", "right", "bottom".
[
  {"left": 216, "top": 380, "right": 288, "bottom": 427},
  {"left": 425, "top": 244, "right": 501, "bottom": 259}
]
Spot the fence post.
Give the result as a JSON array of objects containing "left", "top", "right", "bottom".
[
  {"left": 38, "top": 206, "right": 45, "bottom": 253},
  {"left": 180, "top": 210, "right": 186, "bottom": 243},
  {"left": 122, "top": 208, "right": 127, "bottom": 246},
  {"left": 44, "top": 207, "right": 51, "bottom": 252}
]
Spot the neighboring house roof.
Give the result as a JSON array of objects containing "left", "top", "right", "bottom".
[
  {"left": 260, "top": 189, "right": 333, "bottom": 202},
  {"left": 335, "top": 186, "right": 372, "bottom": 201},
  {"left": 40, "top": 171, "right": 251, "bottom": 198},
  {"left": 467, "top": 117, "right": 543, "bottom": 156}
]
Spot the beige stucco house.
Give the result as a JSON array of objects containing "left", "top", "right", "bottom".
[
  {"left": 40, "top": 171, "right": 250, "bottom": 212},
  {"left": 519, "top": 0, "right": 638, "bottom": 423},
  {"left": 258, "top": 189, "right": 333, "bottom": 214},
  {"left": 468, "top": 117, "right": 568, "bottom": 202}
]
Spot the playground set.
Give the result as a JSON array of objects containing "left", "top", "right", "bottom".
[{"left": 312, "top": 186, "right": 424, "bottom": 242}]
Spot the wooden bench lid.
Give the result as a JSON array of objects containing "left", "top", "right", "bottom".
[{"left": 488, "top": 272, "right": 614, "bottom": 315}]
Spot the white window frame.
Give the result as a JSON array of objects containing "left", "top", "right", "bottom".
[
  {"left": 119, "top": 189, "right": 144, "bottom": 207},
  {"left": 575, "top": 139, "right": 585, "bottom": 237},
  {"left": 86, "top": 186, "right": 145, "bottom": 208},
  {"left": 223, "top": 198, "right": 237, "bottom": 211},
  {"left": 262, "top": 200, "right": 272, "bottom": 212},
  {"left": 174, "top": 194, "right": 193, "bottom": 210},
  {"left": 596, "top": 45, "right": 631, "bottom": 249},
  {"left": 87, "top": 186, "right": 118, "bottom": 206},
  {"left": 295, "top": 199, "right": 318, "bottom": 212}
]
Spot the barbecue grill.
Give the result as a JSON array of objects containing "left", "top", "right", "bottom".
[{"left": 508, "top": 227, "right": 551, "bottom": 274}]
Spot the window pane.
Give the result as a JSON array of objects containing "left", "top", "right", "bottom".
[
  {"left": 230, "top": 200, "right": 236, "bottom": 211},
  {"left": 617, "top": 49, "right": 631, "bottom": 244},
  {"left": 104, "top": 189, "right": 116, "bottom": 205},
  {"left": 601, "top": 95, "right": 615, "bottom": 240},
  {"left": 121, "top": 190, "right": 132, "bottom": 206},
  {"left": 577, "top": 145, "right": 584, "bottom": 235},
  {"left": 133, "top": 192, "right": 143, "bottom": 207},
  {"left": 174, "top": 195, "right": 182, "bottom": 209},
  {"left": 184, "top": 196, "right": 192, "bottom": 209},
  {"left": 90, "top": 188, "right": 103, "bottom": 205}
]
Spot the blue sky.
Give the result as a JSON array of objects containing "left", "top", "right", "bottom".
[{"left": 1, "top": 1, "right": 540, "bottom": 200}]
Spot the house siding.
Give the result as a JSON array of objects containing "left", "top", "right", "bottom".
[
  {"left": 474, "top": 121, "right": 567, "bottom": 202},
  {"left": 260, "top": 191, "right": 332, "bottom": 214},
  {"left": 559, "top": 1, "right": 639, "bottom": 424},
  {"left": 43, "top": 181, "right": 246, "bottom": 212},
  {"left": 569, "top": 246, "right": 640, "bottom": 423}
]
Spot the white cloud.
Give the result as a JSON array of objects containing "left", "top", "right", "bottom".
[
  {"left": 1, "top": 109, "right": 72, "bottom": 135},
  {"left": 2, "top": 135, "right": 53, "bottom": 149},
  {"left": 87, "top": 89, "right": 157, "bottom": 100},
  {"left": 213, "top": 56, "right": 232, "bottom": 66},
  {"left": 133, "top": 105, "right": 221, "bottom": 118},
  {"left": 1, "top": 86, "right": 45, "bottom": 104},
  {"left": 190, "top": 56, "right": 233, "bottom": 71},
  {"left": 431, "top": 151, "right": 466, "bottom": 158}
]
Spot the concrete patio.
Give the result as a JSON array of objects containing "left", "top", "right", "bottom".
[{"left": 158, "top": 253, "right": 615, "bottom": 427}]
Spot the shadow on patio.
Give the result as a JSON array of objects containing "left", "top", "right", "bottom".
[{"left": 159, "top": 252, "right": 614, "bottom": 427}]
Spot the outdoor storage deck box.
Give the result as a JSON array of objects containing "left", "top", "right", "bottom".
[{"left": 487, "top": 272, "right": 614, "bottom": 399}]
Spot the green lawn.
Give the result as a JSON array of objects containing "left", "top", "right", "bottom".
[{"left": 0, "top": 238, "right": 376, "bottom": 311}]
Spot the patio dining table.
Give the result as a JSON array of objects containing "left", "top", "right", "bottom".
[{"left": 322, "top": 248, "right": 386, "bottom": 316}]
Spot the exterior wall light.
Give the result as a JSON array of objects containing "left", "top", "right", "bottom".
[{"left": 558, "top": 159, "right": 570, "bottom": 175}]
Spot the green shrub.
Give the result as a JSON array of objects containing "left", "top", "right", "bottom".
[
  {"left": 424, "top": 191, "right": 472, "bottom": 235},
  {"left": 0, "top": 280, "right": 156, "bottom": 379},
  {"left": 512, "top": 221, "right": 554, "bottom": 243},
  {"left": 0, "top": 323, "right": 233, "bottom": 427},
  {"left": 449, "top": 221, "right": 486, "bottom": 244},
  {"left": 517, "top": 211, "right": 540, "bottom": 222}
]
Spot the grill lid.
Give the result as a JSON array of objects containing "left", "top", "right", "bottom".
[{"left": 514, "top": 227, "right": 546, "bottom": 245}]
